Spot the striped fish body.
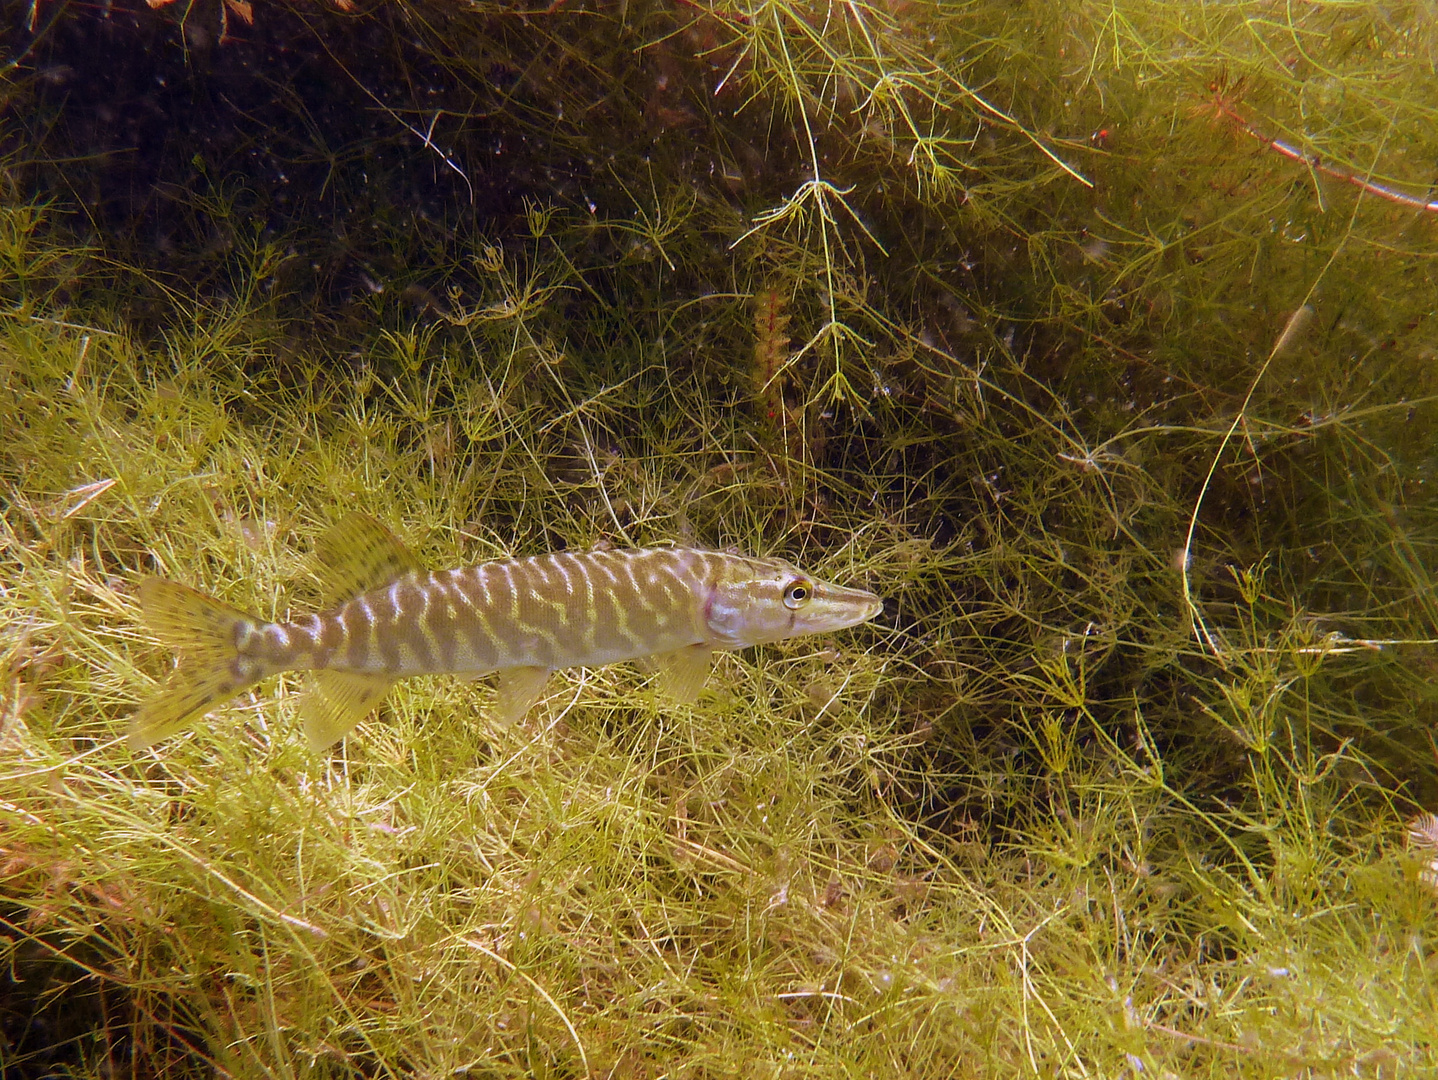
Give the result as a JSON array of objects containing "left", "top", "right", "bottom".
[
  {"left": 130, "top": 516, "right": 884, "bottom": 752},
  {"left": 274, "top": 549, "right": 723, "bottom": 678}
]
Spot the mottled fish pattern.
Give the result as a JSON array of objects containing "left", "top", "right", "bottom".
[{"left": 129, "top": 514, "right": 884, "bottom": 751}]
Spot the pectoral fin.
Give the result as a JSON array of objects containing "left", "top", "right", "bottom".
[
  {"left": 301, "top": 670, "right": 395, "bottom": 751},
  {"left": 493, "top": 666, "right": 551, "bottom": 726},
  {"left": 654, "top": 645, "right": 713, "bottom": 705}
]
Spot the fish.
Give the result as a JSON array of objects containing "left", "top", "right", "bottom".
[{"left": 128, "top": 513, "right": 885, "bottom": 751}]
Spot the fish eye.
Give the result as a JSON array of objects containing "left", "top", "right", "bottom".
[{"left": 783, "top": 580, "right": 811, "bottom": 609}]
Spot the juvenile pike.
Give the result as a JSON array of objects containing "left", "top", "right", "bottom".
[{"left": 130, "top": 514, "right": 884, "bottom": 751}]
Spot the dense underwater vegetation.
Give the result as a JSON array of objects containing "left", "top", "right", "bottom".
[{"left": 3, "top": 0, "right": 1438, "bottom": 1075}]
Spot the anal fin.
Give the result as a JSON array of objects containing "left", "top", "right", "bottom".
[
  {"left": 301, "top": 670, "right": 395, "bottom": 751},
  {"left": 492, "top": 666, "right": 551, "bottom": 727},
  {"left": 654, "top": 645, "right": 713, "bottom": 705}
]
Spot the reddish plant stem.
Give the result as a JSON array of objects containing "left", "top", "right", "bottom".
[{"left": 1217, "top": 102, "right": 1438, "bottom": 214}]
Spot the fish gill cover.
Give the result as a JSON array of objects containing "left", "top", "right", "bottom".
[{"left": 2, "top": 0, "right": 1438, "bottom": 1076}]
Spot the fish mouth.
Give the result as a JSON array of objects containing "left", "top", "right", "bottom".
[{"left": 818, "top": 585, "right": 884, "bottom": 629}]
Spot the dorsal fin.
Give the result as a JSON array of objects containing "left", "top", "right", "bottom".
[{"left": 313, "top": 513, "right": 423, "bottom": 607}]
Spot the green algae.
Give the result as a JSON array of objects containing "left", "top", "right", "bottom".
[{"left": 3, "top": 0, "right": 1438, "bottom": 1076}]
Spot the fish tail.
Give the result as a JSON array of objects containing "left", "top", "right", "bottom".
[{"left": 128, "top": 578, "right": 269, "bottom": 750}]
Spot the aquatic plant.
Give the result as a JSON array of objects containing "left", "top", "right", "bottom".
[{"left": 4, "top": 0, "right": 1438, "bottom": 1076}]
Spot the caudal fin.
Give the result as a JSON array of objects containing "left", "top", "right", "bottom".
[{"left": 128, "top": 578, "right": 266, "bottom": 750}]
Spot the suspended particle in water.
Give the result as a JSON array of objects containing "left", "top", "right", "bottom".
[{"left": 1272, "top": 304, "right": 1314, "bottom": 357}]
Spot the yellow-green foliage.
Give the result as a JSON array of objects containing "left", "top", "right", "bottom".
[
  {"left": 5, "top": 0, "right": 1438, "bottom": 1076},
  {"left": 1, "top": 213, "right": 1435, "bottom": 1078}
]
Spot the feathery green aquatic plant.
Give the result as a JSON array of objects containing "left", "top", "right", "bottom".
[{"left": 5, "top": 0, "right": 1438, "bottom": 1075}]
